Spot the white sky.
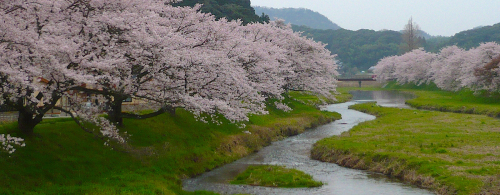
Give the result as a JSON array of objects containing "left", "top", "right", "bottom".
[{"left": 251, "top": 0, "right": 500, "bottom": 36}]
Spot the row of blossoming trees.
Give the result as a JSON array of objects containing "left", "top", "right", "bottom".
[
  {"left": 374, "top": 42, "right": 500, "bottom": 93},
  {"left": 0, "top": 0, "right": 338, "bottom": 153}
]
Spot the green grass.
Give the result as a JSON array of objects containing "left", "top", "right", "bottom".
[
  {"left": 382, "top": 81, "right": 442, "bottom": 91},
  {"left": 382, "top": 81, "right": 500, "bottom": 117},
  {"left": 0, "top": 92, "right": 342, "bottom": 194},
  {"left": 287, "top": 88, "right": 353, "bottom": 106},
  {"left": 333, "top": 88, "right": 353, "bottom": 103},
  {"left": 230, "top": 165, "right": 323, "bottom": 188},
  {"left": 406, "top": 90, "right": 500, "bottom": 117},
  {"left": 312, "top": 102, "right": 500, "bottom": 194}
]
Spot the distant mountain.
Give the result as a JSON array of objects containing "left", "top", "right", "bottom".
[
  {"left": 253, "top": 6, "right": 341, "bottom": 30},
  {"left": 418, "top": 30, "right": 432, "bottom": 40}
]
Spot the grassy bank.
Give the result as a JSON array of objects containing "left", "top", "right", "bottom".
[
  {"left": 333, "top": 88, "right": 354, "bottom": 103},
  {"left": 406, "top": 90, "right": 500, "bottom": 117},
  {"left": 383, "top": 82, "right": 500, "bottom": 117},
  {"left": 312, "top": 102, "right": 500, "bottom": 194},
  {"left": 230, "top": 165, "right": 323, "bottom": 188},
  {"left": 0, "top": 92, "right": 341, "bottom": 194}
]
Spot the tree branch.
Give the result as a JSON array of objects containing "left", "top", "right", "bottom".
[
  {"left": 53, "top": 106, "right": 96, "bottom": 135},
  {"left": 121, "top": 106, "right": 175, "bottom": 119}
]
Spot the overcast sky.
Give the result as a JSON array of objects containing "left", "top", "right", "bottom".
[{"left": 250, "top": 0, "right": 500, "bottom": 36}]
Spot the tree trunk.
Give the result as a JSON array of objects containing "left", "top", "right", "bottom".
[
  {"left": 166, "top": 105, "right": 176, "bottom": 116},
  {"left": 108, "top": 98, "right": 124, "bottom": 127},
  {"left": 108, "top": 96, "right": 176, "bottom": 124},
  {"left": 18, "top": 110, "right": 41, "bottom": 135}
]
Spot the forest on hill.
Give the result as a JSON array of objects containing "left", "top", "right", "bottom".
[
  {"left": 293, "top": 26, "right": 402, "bottom": 74},
  {"left": 173, "top": 0, "right": 268, "bottom": 24},
  {"left": 438, "top": 23, "right": 500, "bottom": 50},
  {"left": 253, "top": 6, "right": 341, "bottom": 30}
]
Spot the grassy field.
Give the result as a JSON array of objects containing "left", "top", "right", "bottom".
[
  {"left": 312, "top": 102, "right": 500, "bottom": 195},
  {"left": 382, "top": 81, "right": 500, "bottom": 117},
  {"left": 314, "top": 84, "right": 500, "bottom": 194},
  {"left": 230, "top": 165, "right": 323, "bottom": 188},
  {"left": 0, "top": 92, "right": 342, "bottom": 194},
  {"left": 406, "top": 90, "right": 500, "bottom": 117},
  {"left": 338, "top": 81, "right": 500, "bottom": 117}
]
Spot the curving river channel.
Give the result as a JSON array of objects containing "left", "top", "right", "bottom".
[{"left": 183, "top": 90, "right": 434, "bottom": 195}]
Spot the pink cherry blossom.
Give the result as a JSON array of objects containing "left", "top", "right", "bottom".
[
  {"left": 374, "top": 42, "right": 500, "bottom": 93},
  {"left": 0, "top": 0, "right": 339, "bottom": 153}
]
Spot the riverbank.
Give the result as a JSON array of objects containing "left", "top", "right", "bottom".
[
  {"left": 0, "top": 92, "right": 342, "bottom": 194},
  {"left": 312, "top": 97, "right": 500, "bottom": 195},
  {"left": 406, "top": 90, "right": 500, "bottom": 117},
  {"left": 384, "top": 82, "right": 500, "bottom": 117},
  {"left": 184, "top": 90, "right": 433, "bottom": 194}
]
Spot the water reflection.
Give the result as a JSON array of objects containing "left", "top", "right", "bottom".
[
  {"left": 350, "top": 90, "right": 415, "bottom": 108},
  {"left": 183, "top": 91, "right": 433, "bottom": 195}
]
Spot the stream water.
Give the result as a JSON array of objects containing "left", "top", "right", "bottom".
[{"left": 183, "top": 90, "right": 434, "bottom": 195}]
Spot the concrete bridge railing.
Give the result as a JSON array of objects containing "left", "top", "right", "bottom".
[{"left": 336, "top": 75, "right": 377, "bottom": 87}]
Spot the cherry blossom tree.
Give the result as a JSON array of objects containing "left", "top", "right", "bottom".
[
  {"left": 0, "top": 0, "right": 340, "bottom": 153},
  {"left": 157, "top": 12, "right": 269, "bottom": 123},
  {"left": 124, "top": 4, "right": 269, "bottom": 123},
  {"left": 34, "top": 1, "right": 265, "bottom": 126},
  {"left": 0, "top": 0, "right": 124, "bottom": 153},
  {"left": 392, "top": 48, "right": 435, "bottom": 85},
  {"left": 430, "top": 46, "right": 466, "bottom": 91},
  {"left": 0, "top": 134, "right": 25, "bottom": 154},
  {"left": 374, "top": 42, "right": 500, "bottom": 94},
  {"left": 474, "top": 54, "right": 500, "bottom": 92},
  {"left": 0, "top": 0, "right": 94, "bottom": 134},
  {"left": 61, "top": 0, "right": 185, "bottom": 126},
  {"left": 235, "top": 22, "right": 291, "bottom": 105},
  {"left": 373, "top": 56, "right": 398, "bottom": 83},
  {"left": 264, "top": 20, "right": 338, "bottom": 99},
  {"left": 459, "top": 42, "right": 500, "bottom": 90}
]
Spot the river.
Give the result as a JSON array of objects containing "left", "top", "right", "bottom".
[{"left": 183, "top": 90, "right": 434, "bottom": 195}]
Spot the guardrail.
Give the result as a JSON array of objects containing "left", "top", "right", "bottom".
[
  {"left": 336, "top": 75, "right": 376, "bottom": 80},
  {"left": 336, "top": 75, "right": 377, "bottom": 87}
]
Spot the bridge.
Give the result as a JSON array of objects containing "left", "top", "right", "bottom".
[{"left": 336, "top": 74, "right": 377, "bottom": 87}]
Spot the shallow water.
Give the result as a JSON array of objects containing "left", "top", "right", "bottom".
[{"left": 183, "top": 90, "right": 434, "bottom": 195}]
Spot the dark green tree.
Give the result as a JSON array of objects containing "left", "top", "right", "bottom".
[{"left": 173, "top": 0, "right": 269, "bottom": 24}]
